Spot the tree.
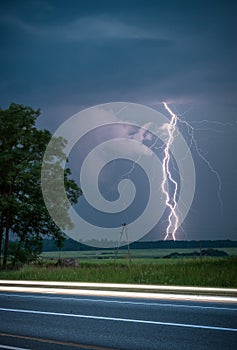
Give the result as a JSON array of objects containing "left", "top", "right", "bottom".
[{"left": 0, "top": 103, "right": 82, "bottom": 268}]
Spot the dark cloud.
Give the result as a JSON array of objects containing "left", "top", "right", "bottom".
[
  {"left": 0, "top": 0, "right": 236, "bottom": 240},
  {"left": 1, "top": 1, "right": 236, "bottom": 108}
]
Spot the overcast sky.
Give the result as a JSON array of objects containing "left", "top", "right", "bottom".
[{"left": 0, "top": 0, "right": 236, "bottom": 241}]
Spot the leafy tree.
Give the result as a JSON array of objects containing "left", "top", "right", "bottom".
[
  {"left": 0, "top": 103, "right": 82, "bottom": 268},
  {"left": 8, "top": 239, "right": 42, "bottom": 266}
]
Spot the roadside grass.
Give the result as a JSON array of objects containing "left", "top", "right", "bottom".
[{"left": 0, "top": 257, "right": 236, "bottom": 288}]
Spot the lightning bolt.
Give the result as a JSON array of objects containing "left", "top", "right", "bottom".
[
  {"left": 105, "top": 101, "right": 226, "bottom": 242},
  {"left": 161, "top": 101, "right": 225, "bottom": 240},
  {"left": 185, "top": 125, "right": 223, "bottom": 214},
  {"left": 174, "top": 110, "right": 224, "bottom": 214},
  {"left": 162, "top": 102, "right": 179, "bottom": 240}
]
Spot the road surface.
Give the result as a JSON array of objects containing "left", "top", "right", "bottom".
[{"left": 0, "top": 291, "right": 236, "bottom": 349}]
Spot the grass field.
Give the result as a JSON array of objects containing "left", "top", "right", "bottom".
[
  {"left": 41, "top": 247, "right": 237, "bottom": 261},
  {"left": 0, "top": 255, "right": 236, "bottom": 288}
]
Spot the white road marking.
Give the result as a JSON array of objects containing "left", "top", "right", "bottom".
[
  {"left": 0, "top": 292, "right": 236, "bottom": 311},
  {"left": 0, "top": 345, "right": 29, "bottom": 350},
  {"left": 0, "top": 307, "right": 236, "bottom": 333},
  {"left": 0, "top": 286, "right": 236, "bottom": 303}
]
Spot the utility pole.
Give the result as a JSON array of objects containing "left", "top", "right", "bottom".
[{"left": 115, "top": 223, "right": 131, "bottom": 263}]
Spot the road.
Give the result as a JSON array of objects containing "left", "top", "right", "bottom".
[{"left": 0, "top": 291, "right": 236, "bottom": 350}]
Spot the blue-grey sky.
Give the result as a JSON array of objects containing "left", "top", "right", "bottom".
[{"left": 0, "top": 0, "right": 236, "bottom": 241}]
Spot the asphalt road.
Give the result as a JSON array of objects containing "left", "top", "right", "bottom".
[{"left": 0, "top": 291, "right": 236, "bottom": 350}]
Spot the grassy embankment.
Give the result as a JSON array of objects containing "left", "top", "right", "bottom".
[{"left": 0, "top": 247, "right": 236, "bottom": 288}]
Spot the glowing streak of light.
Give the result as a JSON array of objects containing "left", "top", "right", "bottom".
[
  {"left": 177, "top": 115, "right": 223, "bottom": 214},
  {"left": 162, "top": 102, "right": 224, "bottom": 240},
  {"left": 106, "top": 102, "right": 226, "bottom": 241},
  {"left": 162, "top": 102, "right": 179, "bottom": 240}
]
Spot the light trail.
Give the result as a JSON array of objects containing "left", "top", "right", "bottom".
[
  {"left": 0, "top": 280, "right": 237, "bottom": 294},
  {"left": 0, "top": 287, "right": 237, "bottom": 303}
]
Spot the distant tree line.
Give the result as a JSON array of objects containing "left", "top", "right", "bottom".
[
  {"left": 0, "top": 103, "right": 82, "bottom": 268},
  {"left": 128, "top": 240, "right": 237, "bottom": 249},
  {"left": 42, "top": 238, "right": 237, "bottom": 252},
  {"left": 162, "top": 249, "right": 229, "bottom": 259}
]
